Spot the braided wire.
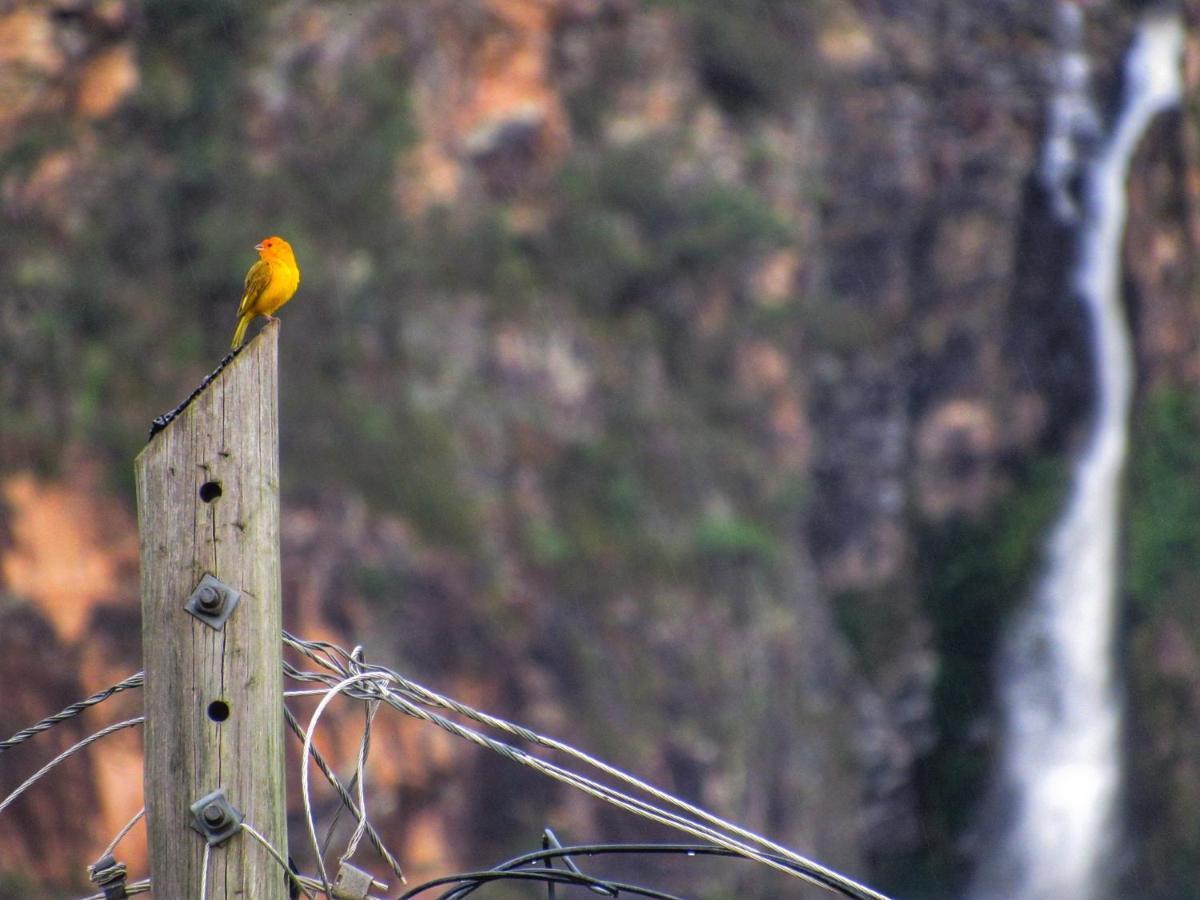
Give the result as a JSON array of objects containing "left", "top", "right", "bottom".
[
  {"left": 0, "top": 672, "right": 144, "bottom": 753},
  {"left": 283, "top": 706, "right": 406, "bottom": 884},
  {"left": 0, "top": 717, "right": 144, "bottom": 816}
]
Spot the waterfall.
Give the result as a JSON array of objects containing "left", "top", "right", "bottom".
[{"left": 970, "top": 10, "right": 1183, "bottom": 899}]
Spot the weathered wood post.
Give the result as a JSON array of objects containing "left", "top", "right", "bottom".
[{"left": 135, "top": 321, "right": 288, "bottom": 898}]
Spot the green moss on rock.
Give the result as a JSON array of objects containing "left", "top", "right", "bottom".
[
  {"left": 1123, "top": 386, "right": 1200, "bottom": 899},
  {"left": 900, "top": 457, "right": 1067, "bottom": 891}
]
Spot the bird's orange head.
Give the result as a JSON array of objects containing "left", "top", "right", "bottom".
[{"left": 255, "top": 236, "right": 296, "bottom": 264}]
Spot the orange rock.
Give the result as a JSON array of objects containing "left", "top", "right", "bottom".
[
  {"left": 19, "top": 148, "right": 76, "bottom": 213},
  {"left": 818, "top": 18, "right": 878, "bottom": 69},
  {"left": 402, "top": 0, "right": 569, "bottom": 209},
  {"left": 0, "top": 10, "right": 63, "bottom": 74},
  {"left": 76, "top": 44, "right": 139, "bottom": 120},
  {"left": 770, "top": 394, "right": 812, "bottom": 470},
  {"left": 913, "top": 398, "right": 1001, "bottom": 518},
  {"left": 752, "top": 250, "right": 798, "bottom": 305},
  {"left": 0, "top": 468, "right": 138, "bottom": 643},
  {"left": 736, "top": 340, "right": 791, "bottom": 394}
]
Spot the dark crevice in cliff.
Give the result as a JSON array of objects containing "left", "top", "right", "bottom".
[{"left": 1004, "top": 176, "right": 1094, "bottom": 455}]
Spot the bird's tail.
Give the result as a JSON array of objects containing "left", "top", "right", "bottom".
[{"left": 231, "top": 314, "right": 252, "bottom": 350}]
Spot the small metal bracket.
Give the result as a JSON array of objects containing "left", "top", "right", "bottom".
[
  {"left": 332, "top": 862, "right": 382, "bottom": 899},
  {"left": 184, "top": 574, "right": 241, "bottom": 630},
  {"left": 189, "top": 789, "right": 244, "bottom": 846},
  {"left": 88, "top": 853, "right": 129, "bottom": 899}
]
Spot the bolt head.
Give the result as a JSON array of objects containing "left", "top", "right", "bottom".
[
  {"left": 196, "top": 586, "right": 223, "bottom": 612},
  {"left": 184, "top": 575, "right": 241, "bottom": 631},
  {"left": 202, "top": 802, "right": 228, "bottom": 828}
]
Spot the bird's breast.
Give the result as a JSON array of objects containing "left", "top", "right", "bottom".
[{"left": 263, "top": 260, "right": 300, "bottom": 312}]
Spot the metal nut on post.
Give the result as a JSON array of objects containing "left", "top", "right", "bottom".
[
  {"left": 196, "top": 586, "right": 223, "bottom": 614},
  {"left": 189, "top": 789, "right": 244, "bottom": 846},
  {"left": 184, "top": 574, "right": 241, "bottom": 630},
  {"left": 202, "top": 802, "right": 228, "bottom": 829},
  {"left": 332, "top": 862, "right": 380, "bottom": 900}
]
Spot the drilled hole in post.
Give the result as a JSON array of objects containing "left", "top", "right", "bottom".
[
  {"left": 207, "top": 700, "right": 230, "bottom": 722},
  {"left": 199, "top": 481, "right": 222, "bottom": 503}
]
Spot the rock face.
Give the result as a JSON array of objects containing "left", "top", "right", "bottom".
[{"left": 0, "top": 1, "right": 1197, "bottom": 897}]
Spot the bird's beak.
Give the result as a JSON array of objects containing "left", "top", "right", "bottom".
[{"left": 254, "top": 242, "right": 265, "bottom": 252}]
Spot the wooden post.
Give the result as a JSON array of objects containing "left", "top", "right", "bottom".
[{"left": 135, "top": 322, "right": 288, "bottom": 898}]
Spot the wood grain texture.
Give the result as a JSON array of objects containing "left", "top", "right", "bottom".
[{"left": 135, "top": 321, "right": 287, "bottom": 899}]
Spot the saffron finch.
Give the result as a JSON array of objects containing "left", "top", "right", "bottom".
[{"left": 230, "top": 236, "right": 301, "bottom": 349}]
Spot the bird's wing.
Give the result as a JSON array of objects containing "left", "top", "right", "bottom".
[{"left": 237, "top": 259, "right": 273, "bottom": 317}]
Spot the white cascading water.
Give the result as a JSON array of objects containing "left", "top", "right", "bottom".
[{"left": 971, "top": 9, "right": 1183, "bottom": 900}]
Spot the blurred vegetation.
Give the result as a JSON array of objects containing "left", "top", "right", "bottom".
[
  {"left": 872, "top": 457, "right": 1068, "bottom": 895},
  {"left": 649, "top": 0, "right": 823, "bottom": 114},
  {"left": 0, "top": 871, "right": 61, "bottom": 900},
  {"left": 531, "top": 429, "right": 669, "bottom": 586},
  {"left": 691, "top": 512, "right": 781, "bottom": 568},
  {"left": 557, "top": 141, "right": 790, "bottom": 287},
  {"left": 1124, "top": 386, "right": 1200, "bottom": 899},
  {"left": 1126, "top": 387, "right": 1200, "bottom": 616}
]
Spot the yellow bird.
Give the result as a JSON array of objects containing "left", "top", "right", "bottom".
[{"left": 230, "top": 236, "right": 301, "bottom": 349}]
